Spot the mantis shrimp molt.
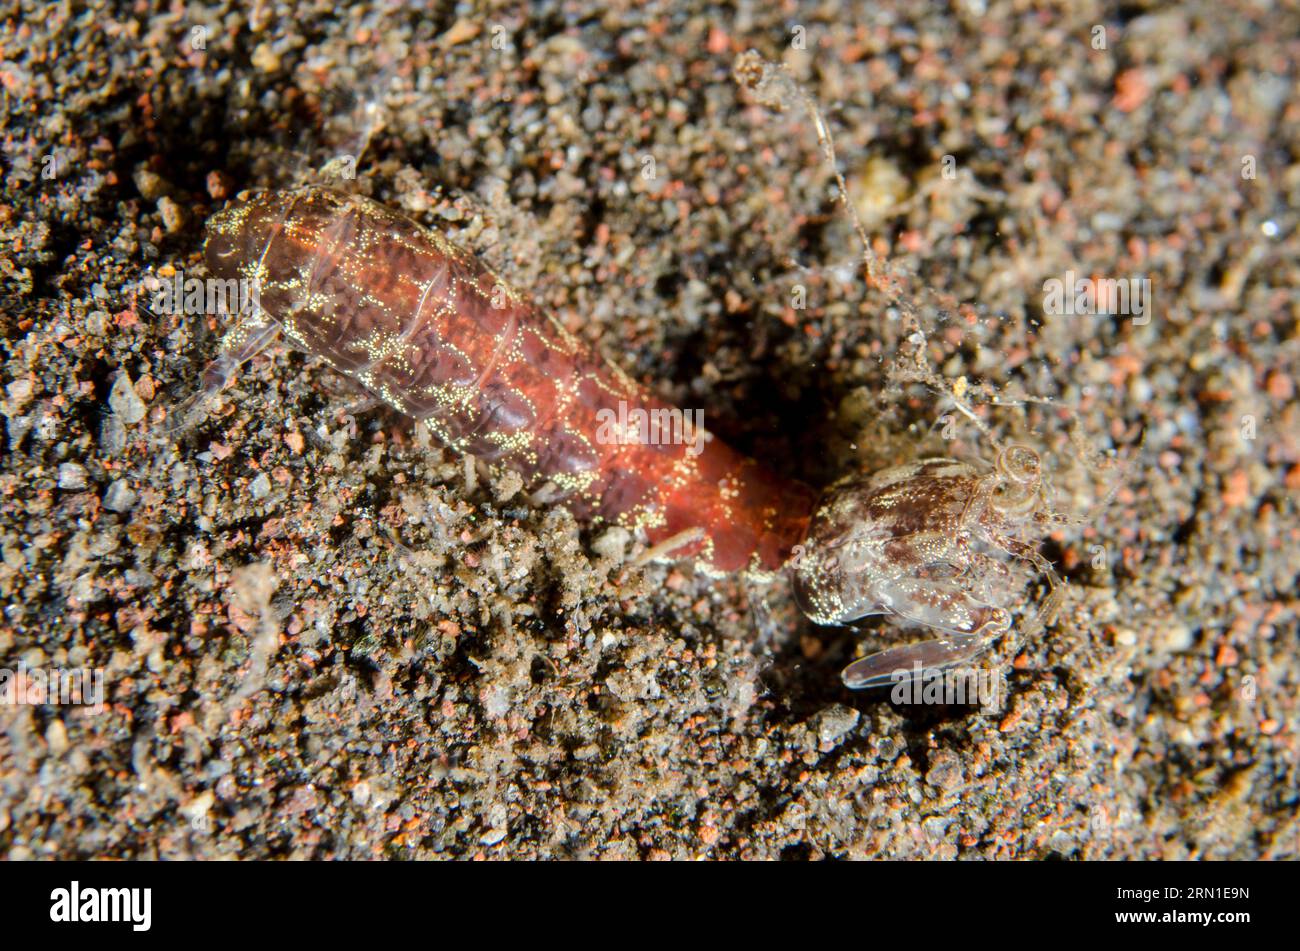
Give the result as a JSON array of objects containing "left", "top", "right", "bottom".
[{"left": 193, "top": 184, "right": 1069, "bottom": 692}]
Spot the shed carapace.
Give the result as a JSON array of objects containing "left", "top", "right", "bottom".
[{"left": 199, "top": 186, "right": 1064, "bottom": 688}]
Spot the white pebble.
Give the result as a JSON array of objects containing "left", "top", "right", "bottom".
[
  {"left": 249, "top": 472, "right": 271, "bottom": 500},
  {"left": 108, "top": 372, "right": 146, "bottom": 425},
  {"left": 57, "top": 462, "right": 88, "bottom": 489},
  {"left": 103, "top": 480, "right": 137, "bottom": 513}
]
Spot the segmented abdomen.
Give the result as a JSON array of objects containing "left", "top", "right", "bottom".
[{"left": 204, "top": 187, "right": 815, "bottom": 573}]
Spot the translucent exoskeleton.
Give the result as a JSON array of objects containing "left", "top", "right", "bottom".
[{"left": 791, "top": 446, "right": 1066, "bottom": 689}]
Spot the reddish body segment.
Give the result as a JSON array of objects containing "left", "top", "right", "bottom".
[
  {"left": 200, "top": 186, "right": 1067, "bottom": 690},
  {"left": 204, "top": 188, "right": 817, "bottom": 574}
]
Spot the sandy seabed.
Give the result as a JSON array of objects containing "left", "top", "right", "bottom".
[{"left": 0, "top": 1, "right": 1296, "bottom": 858}]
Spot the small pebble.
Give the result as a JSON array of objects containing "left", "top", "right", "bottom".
[
  {"left": 99, "top": 416, "right": 127, "bottom": 453},
  {"left": 103, "top": 480, "right": 137, "bottom": 513},
  {"left": 56, "top": 462, "right": 88, "bottom": 489},
  {"left": 158, "top": 196, "right": 186, "bottom": 233},
  {"left": 251, "top": 42, "right": 281, "bottom": 72},
  {"left": 440, "top": 18, "right": 481, "bottom": 47},
  {"left": 249, "top": 471, "right": 271, "bottom": 500},
  {"left": 133, "top": 168, "right": 167, "bottom": 200},
  {"left": 591, "top": 526, "right": 631, "bottom": 561},
  {"left": 5, "top": 378, "right": 34, "bottom": 411},
  {"left": 45, "top": 718, "right": 69, "bottom": 755},
  {"left": 108, "top": 372, "right": 147, "bottom": 425},
  {"left": 815, "top": 704, "right": 861, "bottom": 748}
]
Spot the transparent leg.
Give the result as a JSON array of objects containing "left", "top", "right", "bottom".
[{"left": 159, "top": 312, "right": 281, "bottom": 438}]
